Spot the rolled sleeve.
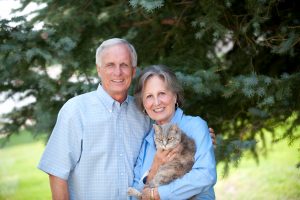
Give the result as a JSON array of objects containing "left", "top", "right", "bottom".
[{"left": 38, "top": 101, "right": 82, "bottom": 180}]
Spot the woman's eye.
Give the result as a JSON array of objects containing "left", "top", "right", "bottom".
[
  {"left": 146, "top": 95, "right": 152, "bottom": 99},
  {"left": 159, "top": 92, "right": 166, "bottom": 96}
]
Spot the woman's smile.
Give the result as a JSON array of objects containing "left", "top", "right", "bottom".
[{"left": 142, "top": 75, "right": 177, "bottom": 125}]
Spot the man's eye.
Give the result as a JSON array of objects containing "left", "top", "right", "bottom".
[
  {"left": 121, "top": 64, "right": 129, "bottom": 68},
  {"left": 106, "top": 64, "right": 114, "bottom": 68}
]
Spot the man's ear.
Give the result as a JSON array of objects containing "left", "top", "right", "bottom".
[
  {"left": 132, "top": 66, "right": 137, "bottom": 77},
  {"left": 96, "top": 65, "right": 101, "bottom": 77}
]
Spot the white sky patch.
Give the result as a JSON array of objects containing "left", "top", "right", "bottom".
[
  {"left": 0, "top": 0, "right": 21, "bottom": 19},
  {"left": 0, "top": 92, "right": 36, "bottom": 115},
  {"left": 0, "top": 0, "right": 46, "bottom": 29},
  {"left": 0, "top": 0, "right": 45, "bottom": 116}
]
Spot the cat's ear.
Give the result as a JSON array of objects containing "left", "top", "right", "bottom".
[
  {"left": 153, "top": 124, "right": 161, "bottom": 133},
  {"left": 170, "top": 124, "right": 179, "bottom": 132}
]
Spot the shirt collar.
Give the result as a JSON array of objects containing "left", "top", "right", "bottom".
[
  {"left": 170, "top": 108, "right": 184, "bottom": 124},
  {"left": 96, "top": 84, "right": 129, "bottom": 112}
]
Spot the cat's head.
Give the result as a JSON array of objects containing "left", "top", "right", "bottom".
[{"left": 153, "top": 123, "right": 181, "bottom": 150}]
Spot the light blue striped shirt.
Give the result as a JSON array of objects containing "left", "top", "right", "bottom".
[
  {"left": 132, "top": 108, "right": 217, "bottom": 200},
  {"left": 38, "top": 84, "right": 151, "bottom": 200}
]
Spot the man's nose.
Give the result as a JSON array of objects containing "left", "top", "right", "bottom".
[{"left": 113, "top": 66, "right": 122, "bottom": 76}]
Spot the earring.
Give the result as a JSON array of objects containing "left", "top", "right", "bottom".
[
  {"left": 176, "top": 102, "right": 179, "bottom": 108},
  {"left": 143, "top": 109, "right": 147, "bottom": 114}
]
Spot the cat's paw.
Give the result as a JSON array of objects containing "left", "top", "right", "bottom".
[{"left": 127, "top": 187, "right": 142, "bottom": 199}]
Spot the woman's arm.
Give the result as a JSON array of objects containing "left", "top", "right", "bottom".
[{"left": 146, "top": 148, "right": 177, "bottom": 184}]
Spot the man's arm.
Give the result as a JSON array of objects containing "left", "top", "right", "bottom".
[{"left": 49, "top": 174, "right": 69, "bottom": 200}]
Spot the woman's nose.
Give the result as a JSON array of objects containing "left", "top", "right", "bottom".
[{"left": 154, "top": 97, "right": 160, "bottom": 105}]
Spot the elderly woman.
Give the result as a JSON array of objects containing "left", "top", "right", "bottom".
[{"left": 132, "top": 65, "right": 217, "bottom": 200}]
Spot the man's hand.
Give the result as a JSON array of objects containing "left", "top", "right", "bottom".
[{"left": 209, "top": 128, "right": 216, "bottom": 148}]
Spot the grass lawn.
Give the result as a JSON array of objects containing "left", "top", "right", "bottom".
[
  {"left": 0, "top": 130, "right": 299, "bottom": 200},
  {"left": 215, "top": 131, "right": 300, "bottom": 200},
  {"left": 0, "top": 132, "right": 51, "bottom": 200}
]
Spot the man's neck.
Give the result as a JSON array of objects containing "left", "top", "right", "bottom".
[{"left": 112, "top": 93, "right": 128, "bottom": 103}]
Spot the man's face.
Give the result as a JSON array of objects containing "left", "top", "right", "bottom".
[{"left": 97, "top": 44, "right": 136, "bottom": 102}]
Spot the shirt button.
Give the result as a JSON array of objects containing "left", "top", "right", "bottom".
[
  {"left": 121, "top": 173, "right": 123, "bottom": 176},
  {"left": 120, "top": 154, "right": 123, "bottom": 156}
]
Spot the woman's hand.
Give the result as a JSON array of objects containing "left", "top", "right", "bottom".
[
  {"left": 146, "top": 145, "right": 181, "bottom": 184},
  {"left": 141, "top": 187, "right": 160, "bottom": 200},
  {"left": 146, "top": 149, "right": 170, "bottom": 183}
]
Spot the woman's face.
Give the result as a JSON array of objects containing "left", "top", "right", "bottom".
[{"left": 142, "top": 75, "right": 177, "bottom": 125}]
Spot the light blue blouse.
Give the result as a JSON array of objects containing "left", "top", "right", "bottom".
[
  {"left": 132, "top": 108, "right": 217, "bottom": 200},
  {"left": 38, "top": 84, "right": 151, "bottom": 200}
]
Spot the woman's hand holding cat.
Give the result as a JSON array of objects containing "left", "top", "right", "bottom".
[
  {"left": 146, "top": 149, "right": 169, "bottom": 183},
  {"left": 141, "top": 187, "right": 160, "bottom": 200},
  {"left": 147, "top": 148, "right": 177, "bottom": 184}
]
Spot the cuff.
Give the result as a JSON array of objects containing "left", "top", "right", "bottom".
[{"left": 158, "top": 184, "right": 172, "bottom": 200}]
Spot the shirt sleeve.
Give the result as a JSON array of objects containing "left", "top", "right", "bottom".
[
  {"left": 132, "top": 139, "right": 147, "bottom": 192},
  {"left": 158, "top": 117, "right": 217, "bottom": 200},
  {"left": 37, "top": 100, "right": 83, "bottom": 180}
]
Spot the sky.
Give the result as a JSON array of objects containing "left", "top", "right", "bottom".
[
  {"left": 0, "top": 0, "right": 22, "bottom": 19},
  {"left": 0, "top": 0, "right": 40, "bottom": 115},
  {"left": 0, "top": 0, "right": 43, "bottom": 19}
]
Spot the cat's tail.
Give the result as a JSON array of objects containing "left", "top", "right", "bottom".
[{"left": 127, "top": 187, "right": 142, "bottom": 200}]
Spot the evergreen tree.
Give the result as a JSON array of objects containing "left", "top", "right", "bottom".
[{"left": 1, "top": 0, "right": 299, "bottom": 172}]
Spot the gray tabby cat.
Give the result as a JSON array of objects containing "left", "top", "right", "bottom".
[{"left": 128, "top": 123, "right": 196, "bottom": 199}]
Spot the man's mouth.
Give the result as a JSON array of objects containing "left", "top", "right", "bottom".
[{"left": 111, "top": 79, "right": 124, "bottom": 83}]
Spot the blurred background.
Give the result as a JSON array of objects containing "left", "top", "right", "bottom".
[{"left": 0, "top": 0, "right": 299, "bottom": 199}]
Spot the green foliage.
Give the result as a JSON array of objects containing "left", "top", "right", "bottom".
[{"left": 0, "top": 0, "right": 299, "bottom": 170}]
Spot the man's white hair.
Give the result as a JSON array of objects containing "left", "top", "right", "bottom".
[{"left": 95, "top": 38, "right": 137, "bottom": 67}]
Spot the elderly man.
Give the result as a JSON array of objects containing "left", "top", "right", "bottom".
[
  {"left": 38, "top": 38, "right": 216, "bottom": 199},
  {"left": 39, "top": 38, "right": 150, "bottom": 199}
]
